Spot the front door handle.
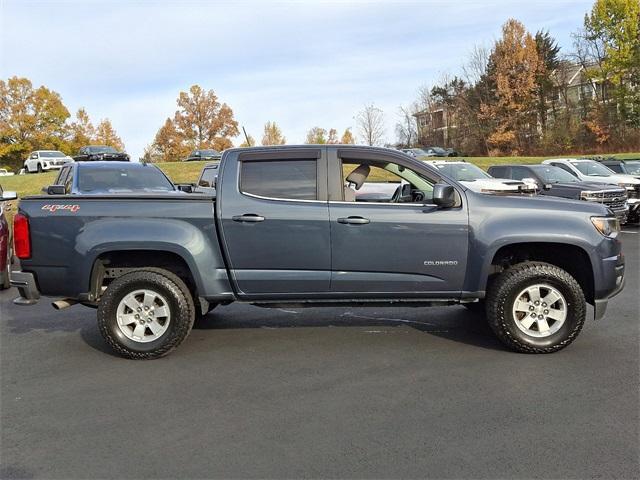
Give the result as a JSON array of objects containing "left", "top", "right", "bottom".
[
  {"left": 337, "top": 216, "right": 370, "bottom": 225},
  {"left": 232, "top": 214, "right": 265, "bottom": 223}
]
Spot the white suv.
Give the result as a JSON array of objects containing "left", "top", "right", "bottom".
[
  {"left": 425, "top": 160, "right": 536, "bottom": 194},
  {"left": 543, "top": 158, "right": 640, "bottom": 222},
  {"left": 24, "top": 150, "right": 73, "bottom": 173}
]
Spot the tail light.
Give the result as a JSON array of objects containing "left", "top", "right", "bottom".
[{"left": 13, "top": 213, "right": 31, "bottom": 259}]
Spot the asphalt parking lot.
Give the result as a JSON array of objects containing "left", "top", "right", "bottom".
[{"left": 1, "top": 231, "right": 638, "bottom": 479}]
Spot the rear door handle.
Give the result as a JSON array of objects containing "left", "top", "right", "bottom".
[
  {"left": 232, "top": 214, "right": 265, "bottom": 223},
  {"left": 337, "top": 216, "right": 370, "bottom": 225}
]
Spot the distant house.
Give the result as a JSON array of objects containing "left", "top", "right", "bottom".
[{"left": 413, "top": 105, "right": 456, "bottom": 147}]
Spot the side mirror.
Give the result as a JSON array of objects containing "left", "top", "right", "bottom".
[
  {"left": 432, "top": 183, "right": 456, "bottom": 208},
  {"left": 30, "top": 154, "right": 38, "bottom": 159},
  {"left": 1, "top": 190, "right": 17, "bottom": 201},
  {"left": 543, "top": 184, "right": 552, "bottom": 190},
  {"left": 46, "top": 185, "right": 66, "bottom": 195},
  {"left": 176, "top": 183, "right": 194, "bottom": 193}
]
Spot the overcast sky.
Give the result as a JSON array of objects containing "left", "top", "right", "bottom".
[{"left": 1, "top": 0, "right": 592, "bottom": 159}]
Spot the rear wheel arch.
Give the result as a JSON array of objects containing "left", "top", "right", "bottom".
[
  {"left": 485, "top": 242, "right": 595, "bottom": 305},
  {"left": 89, "top": 250, "right": 201, "bottom": 302}
]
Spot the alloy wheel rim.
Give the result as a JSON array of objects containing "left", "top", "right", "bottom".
[
  {"left": 116, "top": 289, "right": 171, "bottom": 343},
  {"left": 512, "top": 283, "right": 567, "bottom": 338}
]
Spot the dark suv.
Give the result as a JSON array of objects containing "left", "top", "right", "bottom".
[
  {"left": 488, "top": 164, "right": 629, "bottom": 223},
  {"left": 593, "top": 157, "right": 640, "bottom": 179}
]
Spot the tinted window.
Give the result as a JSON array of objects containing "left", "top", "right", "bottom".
[
  {"left": 87, "top": 146, "right": 118, "bottom": 154},
  {"left": 241, "top": 160, "right": 317, "bottom": 200},
  {"left": 607, "top": 164, "right": 623, "bottom": 173},
  {"left": 551, "top": 163, "right": 578, "bottom": 177},
  {"left": 488, "top": 166, "right": 508, "bottom": 178},
  {"left": 198, "top": 166, "right": 218, "bottom": 187},
  {"left": 570, "top": 161, "right": 613, "bottom": 176},
  {"left": 511, "top": 167, "right": 531, "bottom": 181},
  {"left": 77, "top": 166, "right": 174, "bottom": 193},
  {"left": 624, "top": 161, "right": 640, "bottom": 175},
  {"left": 530, "top": 165, "right": 579, "bottom": 183}
]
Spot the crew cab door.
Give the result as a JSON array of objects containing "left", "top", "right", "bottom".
[
  {"left": 217, "top": 148, "right": 331, "bottom": 297},
  {"left": 327, "top": 148, "right": 468, "bottom": 296}
]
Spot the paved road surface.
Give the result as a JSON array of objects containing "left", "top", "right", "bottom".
[{"left": 1, "top": 231, "right": 638, "bottom": 479}]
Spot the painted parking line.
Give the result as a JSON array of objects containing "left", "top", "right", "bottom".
[{"left": 621, "top": 230, "right": 638, "bottom": 234}]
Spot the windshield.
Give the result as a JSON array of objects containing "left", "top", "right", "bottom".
[
  {"left": 434, "top": 163, "right": 491, "bottom": 181},
  {"left": 40, "top": 151, "right": 66, "bottom": 158},
  {"left": 88, "top": 146, "right": 118, "bottom": 154},
  {"left": 624, "top": 161, "right": 640, "bottom": 175},
  {"left": 530, "top": 165, "right": 578, "bottom": 183},
  {"left": 77, "top": 166, "right": 174, "bottom": 193},
  {"left": 571, "top": 161, "right": 613, "bottom": 177}
]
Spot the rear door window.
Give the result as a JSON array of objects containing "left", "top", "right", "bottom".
[
  {"left": 198, "top": 166, "right": 218, "bottom": 187},
  {"left": 240, "top": 160, "right": 317, "bottom": 200}
]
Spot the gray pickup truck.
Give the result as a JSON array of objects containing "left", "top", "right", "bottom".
[{"left": 11, "top": 145, "right": 625, "bottom": 358}]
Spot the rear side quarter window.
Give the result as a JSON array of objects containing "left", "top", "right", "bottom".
[{"left": 240, "top": 159, "right": 317, "bottom": 201}]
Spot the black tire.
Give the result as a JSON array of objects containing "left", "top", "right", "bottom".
[
  {"left": 37, "top": 163, "right": 43, "bottom": 173},
  {"left": 463, "top": 300, "right": 485, "bottom": 314},
  {"left": 97, "top": 268, "right": 195, "bottom": 359},
  {"left": 486, "top": 262, "right": 586, "bottom": 353}
]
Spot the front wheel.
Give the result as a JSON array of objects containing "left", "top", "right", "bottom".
[
  {"left": 486, "top": 262, "right": 586, "bottom": 353},
  {"left": 97, "top": 268, "right": 195, "bottom": 359}
]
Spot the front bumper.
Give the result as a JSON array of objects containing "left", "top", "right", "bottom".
[
  {"left": 10, "top": 270, "right": 40, "bottom": 305},
  {"left": 593, "top": 253, "right": 625, "bottom": 320}
]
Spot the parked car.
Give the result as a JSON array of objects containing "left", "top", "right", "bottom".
[
  {"left": 185, "top": 149, "right": 222, "bottom": 162},
  {"left": 488, "top": 164, "right": 629, "bottom": 223},
  {"left": 593, "top": 157, "right": 640, "bottom": 179},
  {"left": 0, "top": 185, "right": 18, "bottom": 290},
  {"left": 44, "top": 161, "right": 183, "bottom": 195},
  {"left": 402, "top": 147, "right": 454, "bottom": 159},
  {"left": 24, "top": 150, "right": 73, "bottom": 173},
  {"left": 73, "top": 145, "right": 130, "bottom": 162},
  {"left": 426, "top": 160, "right": 537, "bottom": 194},
  {"left": 11, "top": 145, "right": 625, "bottom": 358},
  {"left": 402, "top": 148, "right": 434, "bottom": 160},
  {"left": 542, "top": 158, "right": 640, "bottom": 223}
]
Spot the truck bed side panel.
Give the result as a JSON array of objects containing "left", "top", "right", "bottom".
[{"left": 18, "top": 196, "right": 232, "bottom": 300}]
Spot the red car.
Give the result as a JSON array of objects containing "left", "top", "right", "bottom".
[{"left": 0, "top": 185, "right": 18, "bottom": 289}]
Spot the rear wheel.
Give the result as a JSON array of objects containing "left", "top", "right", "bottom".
[
  {"left": 486, "top": 262, "right": 585, "bottom": 353},
  {"left": 97, "top": 268, "right": 195, "bottom": 359}
]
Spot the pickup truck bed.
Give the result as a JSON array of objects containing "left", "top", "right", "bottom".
[{"left": 11, "top": 145, "right": 625, "bottom": 359}]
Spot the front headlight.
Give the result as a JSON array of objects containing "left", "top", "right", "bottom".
[
  {"left": 581, "top": 191, "right": 600, "bottom": 200},
  {"left": 591, "top": 216, "right": 620, "bottom": 237}
]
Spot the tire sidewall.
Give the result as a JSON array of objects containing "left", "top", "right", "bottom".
[
  {"left": 498, "top": 272, "right": 583, "bottom": 350},
  {"left": 98, "top": 273, "right": 193, "bottom": 356}
]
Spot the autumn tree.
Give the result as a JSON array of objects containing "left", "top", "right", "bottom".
[
  {"left": 535, "top": 30, "right": 561, "bottom": 133},
  {"left": 261, "top": 121, "right": 286, "bottom": 145},
  {"left": 152, "top": 118, "right": 190, "bottom": 162},
  {"left": 481, "top": 19, "right": 543, "bottom": 154},
  {"left": 94, "top": 119, "right": 125, "bottom": 151},
  {"left": 326, "top": 128, "right": 339, "bottom": 144},
  {"left": 340, "top": 128, "right": 355, "bottom": 144},
  {"left": 305, "top": 127, "right": 328, "bottom": 144},
  {"left": 356, "top": 103, "right": 385, "bottom": 146},
  {"left": 0, "top": 76, "right": 70, "bottom": 169},
  {"left": 395, "top": 104, "right": 418, "bottom": 147},
  {"left": 68, "top": 108, "right": 95, "bottom": 153},
  {"left": 173, "top": 84, "right": 239, "bottom": 151},
  {"left": 239, "top": 134, "right": 255, "bottom": 147}
]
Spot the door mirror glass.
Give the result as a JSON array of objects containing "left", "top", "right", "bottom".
[
  {"left": 432, "top": 183, "right": 455, "bottom": 208},
  {"left": 46, "top": 185, "right": 66, "bottom": 195}
]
